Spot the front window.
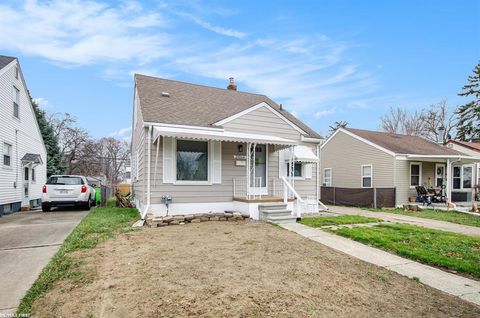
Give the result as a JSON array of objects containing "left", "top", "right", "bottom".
[
  {"left": 176, "top": 140, "right": 208, "bottom": 181},
  {"left": 32, "top": 168, "right": 36, "bottom": 181},
  {"left": 410, "top": 163, "right": 421, "bottom": 186},
  {"left": 361, "top": 165, "right": 372, "bottom": 188},
  {"left": 286, "top": 162, "right": 302, "bottom": 177},
  {"left": 323, "top": 168, "right": 332, "bottom": 186},
  {"left": 463, "top": 166, "right": 473, "bottom": 189},
  {"left": 3, "top": 143, "right": 12, "bottom": 166},
  {"left": 24, "top": 167, "right": 29, "bottom": 181},
  {"left": 13, "top": 86, "right": 19, "bottom": 118},
  {"left": 453, "top": 166, "right": 461, "bottom": 189}
]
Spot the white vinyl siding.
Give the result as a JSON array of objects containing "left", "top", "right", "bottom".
[
  {"left": 0, "top": 60, "right": 47, "bottom": 206},
  {"left": 361, "top": 164, "right": 372, "bottom": 188}
]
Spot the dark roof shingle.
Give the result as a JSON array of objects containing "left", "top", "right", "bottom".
[
  {"left": 135, "top": 74, "right": 321, "bottom": 138},
  {"left": 346, "top": 128, "right": 465, "bottom": 156},
  {"left": 0, "top": 55, "right": 16, "bottom": 70}
]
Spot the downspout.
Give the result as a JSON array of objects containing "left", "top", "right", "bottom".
[{"left": 142, "top": 125, "right": 153, "bottom": 219}]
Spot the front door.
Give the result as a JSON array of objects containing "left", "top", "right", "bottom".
[
  {"left": 248, "top": 144, "right": 268, "bottom": 195},
  {"left": 22, "top": 166, "right": 30, "bottom": 207},
  {"left": 435, "top": 164, "right": 446, "bottom": 188}
]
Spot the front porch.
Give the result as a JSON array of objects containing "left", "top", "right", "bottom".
[{"left": 402, "top": 154, "right": 480, "bottom": 209}]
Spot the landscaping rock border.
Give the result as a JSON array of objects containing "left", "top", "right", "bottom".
[{"left": 145, "top": 211, "right": 250, "bottom": 227}]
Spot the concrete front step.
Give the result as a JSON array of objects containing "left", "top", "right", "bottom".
[
  {"left": 258, "top": 203, "right": 288, "bottom": 211},
  {"left": 266, "top": 215, "right": 297, "bottom": 224},
  {"left": 261, "top": 209, "right": 293, "bottom": 218}
]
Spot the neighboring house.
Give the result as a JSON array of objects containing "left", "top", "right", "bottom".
[
  {"left": 120, "top": 159, "right": 131, "bottom": 184},
  {"left": 320, "top": 128, "right": 480, "bottom": 207},
  {"left": 0, "top": 55, "right": 47, "bottom": 215},
  {"left": 445, "top": 140, "right": 480, "bottom": 189},
  {"left": 131, "top": 75, "right": 323, "bottom": 219}
]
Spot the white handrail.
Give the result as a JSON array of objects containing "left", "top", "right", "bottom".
[{"left": 280, "top": 176, "right": 304, "bottom": 202}]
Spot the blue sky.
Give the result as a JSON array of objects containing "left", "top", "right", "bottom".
[{"left": 1, "top": 0, "right": 479, "bottom": 139}]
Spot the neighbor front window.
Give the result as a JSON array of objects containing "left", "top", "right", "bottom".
[
  {"left": 453, "top": 166, "right": 461, "bottom": 189},
  {"left": 323, "top": 168, "right": 332, "bottom": 186},
  {"left": 463, "top": 166, "right": 473, "bottom": 189},
  {"left": 176, "top": 140, "right": 208, "bottom": 181},
  {"left": 410, "top": 163, "right": 421, "bottom": 187},
  {"left": 361, "top": 165, "right": 372, "bottom": 188},
  {"left": 286, "top": 162, "right": 302, "bottom": 177},
  {"left": 3, "top": 143, "right": 12, "bottom": 166}
]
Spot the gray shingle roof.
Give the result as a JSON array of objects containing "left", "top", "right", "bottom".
[
  {"left": 135, "top": 74, "right": 322, "bottom": 139},
  {"left": 21, "top": 153, "right": 43, "bottom": 164},
  {"left": 346, "top": 128, "right": 465, "bottom": 156},
  {"left": 0, "top": 55, "right": 16, "bottom": 70}
]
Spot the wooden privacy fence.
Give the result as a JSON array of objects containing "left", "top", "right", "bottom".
[{"left": 320, "top": 187, "right": 396, "bottom": 208}]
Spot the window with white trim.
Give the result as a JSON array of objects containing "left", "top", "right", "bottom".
[
  {"left": 323, "top": 168, "right": 332, "bottom": 186},
  {"left": 286, "top": 162, "right": 303, "bottom": 177},
  {"left": 13, "top": 86, "right": 19, "bottom": 118},
  {"left": 32, "top": 168, "right": 36, "bottom": 182},
  {"left": 176, "top": 140, "right": 208, "bottom": 181},
  {"left": 361, "top": 165, "right": 372, "bottom": 188},
  {"left": 454, "top": 165, "right": 473, "bottom": 190},
  {"left": 3, "top": 143, "right": 12, "bottom": 166},
  {"left": 463, "top": 166, "right": 473, "bottom": 189},
  {"left": 410, "top": 163, "right": 421, "bottom": 187}
]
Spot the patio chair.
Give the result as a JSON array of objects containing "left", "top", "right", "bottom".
[{"left": 415, "top": 185, "right": 433, "bottom": 206}]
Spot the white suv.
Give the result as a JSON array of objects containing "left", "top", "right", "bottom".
[{"left": 41, "top": 175, "right": 96, "bottom": 212}]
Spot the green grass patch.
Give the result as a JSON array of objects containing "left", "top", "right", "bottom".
[
  {"left": 106, "top": 197, "right": 117, "bottom": 208},
  {"left": 17, "top": 207, "right": 139, "bottom": 315},
  {"left": 299, "top": 215, "right": 382, "bottom": 227},
  {"left": 330, "top": 223, "right": 480, "bottom": 278},
  {"left": 365, "top": 208, "right": 480, "bottom": 228}
]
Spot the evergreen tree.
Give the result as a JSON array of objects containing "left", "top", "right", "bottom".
[
  {"left": 31, "top": 98, "right": 64, "bottom": 176},
  {"left": 456, "top": 62, "right": 480, "bottom": 141}
]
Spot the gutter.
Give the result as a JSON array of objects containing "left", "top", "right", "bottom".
[{"left": 141, "top": 124, "right": 153, "bottom": 219}]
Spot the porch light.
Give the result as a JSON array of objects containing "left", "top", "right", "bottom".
[{"left": 238, "top": 145, "right": 244, "bottom": 153}]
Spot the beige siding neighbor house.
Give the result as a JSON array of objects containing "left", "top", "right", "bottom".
[
  {"left": 131, "top": 75, "right": 323, "bottom": 220},
  {"left": 320, "top": 128, "right": 480, "bottom": 208}
]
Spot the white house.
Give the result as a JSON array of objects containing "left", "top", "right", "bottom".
[
  {"left": 131, "top": 75, "right": 324, "bottom": 221},
  {"left": 0, "top": 55, "right": 47, "bottom": 215}
]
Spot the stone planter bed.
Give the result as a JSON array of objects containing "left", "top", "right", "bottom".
[{"left": 145, "top": 211, "right": 250, "bottom": 227}]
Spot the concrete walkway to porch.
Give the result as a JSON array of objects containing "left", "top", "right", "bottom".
[
  {"left": 327, "top": 205, "right": 480, "bottom": 237},
  {"left": 280, "top": 222, "right": 480, "bottom": 306}
]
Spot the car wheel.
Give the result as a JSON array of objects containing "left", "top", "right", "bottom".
[
  {"left": 42, "top": 206, "right": 51, "bottom": 212},
  {"left": 84, "top": 200, "right": 91, "bottom": 211}
]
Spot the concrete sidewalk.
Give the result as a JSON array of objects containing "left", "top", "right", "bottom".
[
  {"left": 280, "top": 222, "right": 480, "bottom": 306},
  {"left": 327, "top": 205, "right": 480, "bottom": 237}
]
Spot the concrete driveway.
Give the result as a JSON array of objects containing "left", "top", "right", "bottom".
[{"left": 0, "top": 209, "right": 88, "bottom": 314}]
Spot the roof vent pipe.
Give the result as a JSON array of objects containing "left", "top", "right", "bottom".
[{"left": 226, "top": 77, "right": 237, "bottom": 91}]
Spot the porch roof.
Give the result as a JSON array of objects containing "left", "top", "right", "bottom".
[
  {"left": 404, "top": 154, "right": 480, "bottom": 163},
  {"left": 152, "top": 125, "right": 298, "bottom": 146}
]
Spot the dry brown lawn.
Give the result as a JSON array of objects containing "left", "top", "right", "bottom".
[{"left": 31, "top": 221, "right": 480, "bottom": 317}]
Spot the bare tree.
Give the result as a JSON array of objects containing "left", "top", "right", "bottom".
[
  {"left": 421, "top": 100, "right": 456, "bottom": 142},
  {"left": 380, "top": 107, "right": 424, "bottom": 136},
  {"left": 98, "top": 137, "right": 130, "bottom": 186},
  {"left": 380, "top": 101, "right": 457, "bottom": 142}
]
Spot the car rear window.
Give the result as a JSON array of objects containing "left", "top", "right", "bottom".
[{"left": 47, "top": 176, "right": 84, "bottom": 185}]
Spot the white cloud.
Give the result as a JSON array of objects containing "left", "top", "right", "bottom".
[
  {"left": 32, "top": 97, "right": 50, "bottom": 109},
  {"left": 176, "top": 12, "right": 246, "bottom": 39},
  {"left": 0, "top": 0, "right": 170, "bottom": 66},
  {"left": 109, "top": 126, "right": 132, "bottom": 141},
  {"left": 315, "top": 107, "right": 337, "bottom": 118}
]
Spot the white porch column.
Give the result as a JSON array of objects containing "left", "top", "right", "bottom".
[{"left": 446, "top": 158, "right": 452, "bottom": 202}]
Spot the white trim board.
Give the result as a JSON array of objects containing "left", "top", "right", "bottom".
[
  {"left": 320, "top": 128, "right": 396, "bottom": 156},
  {"left": 214, "top": 102, "right": 308, "bottom": 135}
]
